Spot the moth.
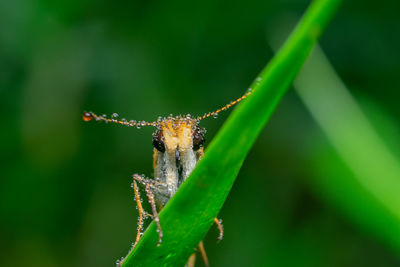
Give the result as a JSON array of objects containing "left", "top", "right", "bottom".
[{"left": 83, "top": 89, "right": 252, "bottom": 266}]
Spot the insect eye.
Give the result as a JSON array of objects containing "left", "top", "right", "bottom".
[
  {"left": 192, "top": 127, "right": 205, "bottom": 151},
  {"left": 152, "top": 130, "right": 165, "bottom": 152}
]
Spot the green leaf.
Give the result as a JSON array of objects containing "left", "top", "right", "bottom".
[
  {"left": 293, "top": 45, "right": 400, "bottom": 253},
  {"left": 122, "top": 1, "right": 342, "bottom": 266}
]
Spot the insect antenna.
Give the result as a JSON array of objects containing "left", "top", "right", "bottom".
[
  {"left": 196, "top": 89, "right": 253, "bottom": 121},
  {"left": 83, "top": 88, "right": 253, "bottom": 125},
  {"left": 82, "top": 111, "right": 158, "bottom": 127}
]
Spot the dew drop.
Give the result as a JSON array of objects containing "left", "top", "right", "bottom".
[
  {"left": 116, "top": 258, "right": 124, "bottom": 267},
  {"left": 82, "top": 112, "right": 93, "bottom": 122}
]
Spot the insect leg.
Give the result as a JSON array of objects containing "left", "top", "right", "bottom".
[
  {"left": 185, "top": 219, "right": 222, "bottom": 267},
  {"left": 145, "top": 183, "right": 163, "bottom": 245},
  {"left": 133, "top": 174, "right": 164, "bottom": 245},
  {"left": 132, "top": 180, "right": 146, "bottom": 248},
  {"left": 117, "top": 179, "right": 152, "bottom": 267},
  {"left": 214, "top": 218, "right": 224, "bottom": 242},
  {"left": 198, "top": 241, "right": 209, "bottom": 267},
  {"left": 133, "top": 173, "right": 166, "bottom": 188},
  {"left": 186, "top": 253, "right": 196, "bottom": 267}
]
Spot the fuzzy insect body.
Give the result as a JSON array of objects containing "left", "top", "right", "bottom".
[
  {"left": 83, "top": 89, "right": 252, "bottom": 266},
  {"left": 152, "top": 118, "right": 205, "bottom": 206}
]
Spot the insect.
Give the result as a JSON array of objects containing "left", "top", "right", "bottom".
[{"left": 83, "top": 89, "right": 252, "bottom": 266}]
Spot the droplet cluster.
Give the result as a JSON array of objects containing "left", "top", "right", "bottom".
[{"left": 196, "top": 89, "right": 253, "bottom": 121}]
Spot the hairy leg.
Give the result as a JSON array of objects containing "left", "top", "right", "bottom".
[
  {"left": 132, "top": 174, "right": 166, "bottom": 246},
  {"left": 214, "top": 218, "right": 224, "bottom": 242},
  {"left": 198, "top": 241, "right": 209, "bottom": 267},
  {"left": 145, "top": 183, "right": 163, "bottom": 245},
  {"left": 186, "top": 253, "right": 196, "bottom": 267}
]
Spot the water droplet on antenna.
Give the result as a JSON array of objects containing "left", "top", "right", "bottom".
[{"left": 82, "top": 112, "right": 93, "bottom": 122}]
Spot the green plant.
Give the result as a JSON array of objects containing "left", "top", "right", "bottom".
[
  {"left": 122, "top": 0, "right": 342, "bottom": 266},
  {"left": 293, "top": 45, "right": 400, "bottom": 254}
]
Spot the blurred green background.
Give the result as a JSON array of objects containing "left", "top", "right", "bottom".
[{"left": 1, "top": 0, "right": 400, "bottom": 266}]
